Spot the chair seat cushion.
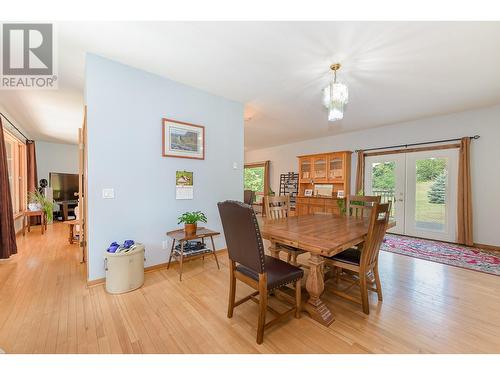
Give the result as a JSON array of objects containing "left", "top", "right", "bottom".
[
  {"left": 236, "top": 255, "right": 304, "bottom": 290},
  {"left": 326, "top": 248, "right": 361, "bottom": 265}
]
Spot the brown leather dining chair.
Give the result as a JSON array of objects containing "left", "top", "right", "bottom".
[
  {"left": 323, "top": 202, "right": 391, "bottom": 314},
  {"left": 217, "top": 200, "right": 303, "bottom": 344},
  {"left": 263, "top": 195, "right": 306, "bottom": 266}
]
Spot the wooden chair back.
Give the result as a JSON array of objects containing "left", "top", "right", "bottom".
[
  {"left": 360, "top": 202, "right": 391, "bottom": 270},
  {"left": 347, "top": 195, "right": 381, "bottom": 218},
  {"left": 264, "top": 196, "right": 290, "bottom": 220}
]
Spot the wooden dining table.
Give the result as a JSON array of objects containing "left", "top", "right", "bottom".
[{"left": 258, "top": 213, "right": 395, "bottom": 327}]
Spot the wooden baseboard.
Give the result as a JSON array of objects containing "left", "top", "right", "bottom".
[
  {"left": 474, "top": 243, "right": 500, "bottom": 252},
  {"left": 87, "top": 278, "right": 105, "bottom": 287},
  {"left": 86, "top": 248, "right": 227, "bottom": 287}
]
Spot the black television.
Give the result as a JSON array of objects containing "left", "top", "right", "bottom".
[{"left": 49, "top": 172, "right": 79, "bottom": 202}]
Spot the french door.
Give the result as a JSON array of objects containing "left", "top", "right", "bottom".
[{"left": 365, "top": 148, "right": 459, "bottom": 242}]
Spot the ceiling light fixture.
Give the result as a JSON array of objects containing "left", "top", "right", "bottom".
[{"left": 322, "top": 63, "right": 348, "bottom": 121}]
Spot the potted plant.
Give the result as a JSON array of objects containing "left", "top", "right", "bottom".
[
  {"left": 177, "top": 211, "right": 207, "bottom": 236},
  {"left": 28, "top": 191, "right": 55, "bottom": 223}
]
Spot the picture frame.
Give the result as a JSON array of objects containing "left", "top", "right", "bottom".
[
  {"left": 162, "top": 118, "right": 205, "bottom": 160},
  {"left": 304, "top": 189, "right": 313, "bottom": 197}
]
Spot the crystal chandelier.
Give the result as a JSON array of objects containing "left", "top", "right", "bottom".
[{"left": 322, "top": 63, "right": 348, "bottom": 121}]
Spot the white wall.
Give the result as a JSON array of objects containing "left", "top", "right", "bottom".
[
  {"left": 36, "top": 141, "right": 79, "bottom": 183},
  {"left": 245, "top": 105, "right": 500, "bottom": 247},
  {"left": 85, "top": 54, "right": 244, "bottom": 281}
]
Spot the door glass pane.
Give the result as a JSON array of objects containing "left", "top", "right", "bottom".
[
  {"left": 370, "top": 161, "right": 396, "bottom": 218},
  {"left": 415, "top": 158, "right": 447, "bottom": 231}
]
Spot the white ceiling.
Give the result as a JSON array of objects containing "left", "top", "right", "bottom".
[{"left": 2, "top": 22, "right": 500, "bottom": 149}]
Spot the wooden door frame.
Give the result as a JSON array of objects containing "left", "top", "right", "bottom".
[
  {"left": 78, "top": 106, "right": 88, "bottom": 279},
  {"left": 244, "top": 160, "right": 270, "bottom": 198}
]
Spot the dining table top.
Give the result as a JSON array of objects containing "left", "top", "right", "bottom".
[{"left": 258, "top": 213, "right": 395, "bottom": 257}]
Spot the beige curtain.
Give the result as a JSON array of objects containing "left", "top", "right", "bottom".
[
  {"left": 457, "top": 137, "right": 473, "bottom": 246},
  {"left": 355, "top": 151, "right": 364, "bottom": 194}
]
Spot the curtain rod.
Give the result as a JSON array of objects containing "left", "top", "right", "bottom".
[
  {"left": 0, "top": 112, "right": 31, "bottom": 142},
  {"left": 355, "top": 135, "right": 480, "bottom": 153}
]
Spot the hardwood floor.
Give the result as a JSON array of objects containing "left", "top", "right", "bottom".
[{"left": 1, "top": 223, "right": 500, "bottom": 353}]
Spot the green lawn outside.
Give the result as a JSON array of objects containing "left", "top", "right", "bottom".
[{"left": 415, "top": 181, "right": 445, "bottom": 224}]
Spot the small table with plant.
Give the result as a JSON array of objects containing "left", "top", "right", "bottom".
[
  {"left": 23, "top": 191, "right": 55, "bottom": 236},
  {"left": 166, "top": 211, "right": 221, "bottom": 281}
]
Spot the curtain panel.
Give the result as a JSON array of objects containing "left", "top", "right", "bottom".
[
  {"left": 457, "top": 137, "right": 473, "bottom": 246},
  {"left": 0, "top": 117, "right": 18, "bottom": 259},
  {"left": 355, "top": 151, "right": 365, "bottom": 194}
]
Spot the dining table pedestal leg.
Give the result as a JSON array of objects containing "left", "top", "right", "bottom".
[
  {"left": 268, "top": 240, "right": 281, "bottom": 259},
  {"left": 303, "top": 253, "right": 335, "bottom": 326}
]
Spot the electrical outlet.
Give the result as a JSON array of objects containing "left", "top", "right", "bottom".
[{"left": 162, "top": 240, "right": 169, "bottom": 250}]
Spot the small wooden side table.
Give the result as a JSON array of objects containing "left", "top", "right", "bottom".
[
  {"left": 22, "top": 210, "right": 46, "bottom": 236},
  {"left": 166, "top": 227, "right": 221, "bottom": 281}
]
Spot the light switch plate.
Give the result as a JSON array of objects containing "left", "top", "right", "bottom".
[
  {"left": 232, "top": 162, "right": 238, "bottom": 169},
  {"left": 102, "top": 188, "right": 115, "bottom": 199}
]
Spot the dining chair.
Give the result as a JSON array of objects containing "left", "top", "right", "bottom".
[
  {"left": 217, "top": 200, "right": 303, "bottom": 344},
  {"left": 243, "top": 190, "right": 255, "bottom": 205},
  {"left": 323, "top": 202, "right": 391, "bottom": 314},
  {"left": 263, "top": 195, "right": 306, "bottom": 266},
  {"left": 346, "top": 195, "right": 381, "bottom": 218}
]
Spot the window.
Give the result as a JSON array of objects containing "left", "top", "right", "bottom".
[
  {"left": 244, "top": 161, "right": 269, "bottom": 203},
  {"left": 3, "top": 129, "right": 27, "bottom": 216}
]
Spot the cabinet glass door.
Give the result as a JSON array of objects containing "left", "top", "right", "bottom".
[
  {"left": 300, "top": 158, "right": 312, "bottom": 181},
  {"left": 313, "top": 156, "right": 327, "bottom": 180},
  {"left": 328, "top": 155, "right": 343, "bottom": 181}
]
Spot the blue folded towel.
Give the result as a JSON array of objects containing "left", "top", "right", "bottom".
[
  {"left": 107, "top": 242, "right": 120, "bottom": 253},
  {"left": 123, "top": 240, "right": 135, "bottom": 249}
]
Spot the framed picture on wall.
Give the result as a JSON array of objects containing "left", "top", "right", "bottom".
[{"left": 162, "top": 118, "right": 205, "bottom": 160}]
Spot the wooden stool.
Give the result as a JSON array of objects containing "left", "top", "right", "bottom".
[
  {"left": 22, "top": 210, "right": 46, "bottom": 236},
  {"left": 63, "top": 220, "right": 79, "bottom": 244}
]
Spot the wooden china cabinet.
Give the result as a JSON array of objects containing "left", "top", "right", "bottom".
[{"left": 296, "top": 151, "right": 351, "bottom": 216}]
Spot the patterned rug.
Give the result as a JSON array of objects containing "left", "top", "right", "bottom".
[{"left": 381, "top": 234, "right": 500, "bottom": 276}]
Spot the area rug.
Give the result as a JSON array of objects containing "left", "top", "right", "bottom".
[{"left": 381, "top": 234, "right": 500, "bottom": 276}]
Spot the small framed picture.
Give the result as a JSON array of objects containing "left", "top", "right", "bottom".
[
  {"left": 162, "top": 118, "right": 205, "bottom": 160},
  {"left": 304, "top": 189, "right": 313, "bottom": 197},
  {"left": 337, "top": 190, "right": 345, "bottom": 198}
]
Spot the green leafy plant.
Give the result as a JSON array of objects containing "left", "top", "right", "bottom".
[
  {"left": 337, "top": 198, "right": 346, "bottom": 215},
  {"left": 28, "top": 191, "right": 55, "bottom": 223},
  {"left": 177, "top": 211, "right": 207, "bottom": 225},
  {"left": 338, "top": 190, "right": 364, "bottom": 216}
]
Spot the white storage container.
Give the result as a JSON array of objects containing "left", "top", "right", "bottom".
[{"left": 104, "top": 243, "right": 145, "bottom": 294}]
